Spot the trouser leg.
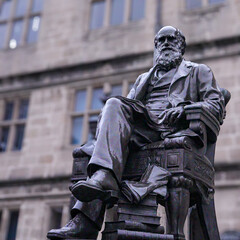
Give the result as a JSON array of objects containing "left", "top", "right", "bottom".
[
  {"left": 73, "top": 98, "right": 161, "bottom": 229},
  {"left": 87, "top": 97, "right": 136, "bottom": 182},
  {"left": 88, "top": 97, "right": 161, "bottom": 182},
  {"left": 71, "top": 200, "right": 105, "bottom": 230}
]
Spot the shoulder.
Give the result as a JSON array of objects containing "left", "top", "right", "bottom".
[
  {"left": 135, "top": 71, "right": 149, "bottom": 84},
  {"left": 138, "top": 72, "right": 148, "bottom": 79},
  {"left": 185, "top": 60, "right": 212, "bottom": 73}
]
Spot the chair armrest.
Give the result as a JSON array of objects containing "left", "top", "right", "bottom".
[{"left": 184, "top": 104, "right": 220, "bottom": 142}]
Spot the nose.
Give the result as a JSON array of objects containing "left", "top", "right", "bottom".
[{"left": 163, "top": 37, "right": 169, "bottom": 45}]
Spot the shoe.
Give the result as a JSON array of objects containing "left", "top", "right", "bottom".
[
  {"left": 70, "top": 169, "right": 119, "bottom": 202},
  {"left": 46, "top": 212, "right": 99, "bottom": 239}
]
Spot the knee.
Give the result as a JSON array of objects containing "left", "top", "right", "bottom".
[{"left": 105, "top": 97, "right": 122, "bottom": 110}]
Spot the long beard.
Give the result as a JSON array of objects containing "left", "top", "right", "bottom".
[{"left": 155, "top": 50, "right": 182, "bottom": 71}]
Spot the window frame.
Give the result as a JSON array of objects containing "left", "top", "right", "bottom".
[
  {"left": 0, "top": 96, "right": 29, "bottom": 153},
  {"left": 0, "top": 207, "right": 20, "bottom": 240},
  {"left": 110, "top": 0, "right": 126, "bottom": 26},
  {"left": 129, "top": 0, "right": 145, "bottom": 22},
  {"left": 45, "top": 202, "right": 70, "bottom": 234},
  {"left": 89, "top": 0, "right": 106, "bottom": 30},
  {"left": 89, "top": 0, "right": 146, "bottom": 30},
  {"left": 0, "top": 0, "right": 44, "bottom": 49},
  {"left": 208, "top": 0, "right": 225, "bottom": 5},
  {"left": 69, "top": 80, "right": 133, "bottom": 146},
  {"left": 6, "top": 209, "right": 19, "bottom": 240},
  {"left": 48, "top": 206, "right": 63, "bottom": 231},
  {"left": 185, "top": 0, "right": 226, "bottom": 10}
]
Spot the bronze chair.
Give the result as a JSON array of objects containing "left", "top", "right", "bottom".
[{"left": 71, "top": 88, "right": 230, "bottom": 240}]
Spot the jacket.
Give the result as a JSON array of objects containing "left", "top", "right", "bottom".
[{"left": 127, "top": 59, "right": 225, "bottom": 125}]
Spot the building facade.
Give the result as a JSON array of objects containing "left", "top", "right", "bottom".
[{"left": 0, "top": 0, "right": 239, "bottom": 239}]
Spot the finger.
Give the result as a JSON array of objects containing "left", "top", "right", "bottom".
[
  {"left": 172, "top": 112, "right": 182, "bottom": 124},
  {"left": 168, "top": 111, "right": 179, "bottom": 125},
  {"left": 173, "top": 108, "right": 185, "bottom": 124},
  {"left": 166, "top": 109, "right": 175, "bottom": 122},
  {"left": 177, "top": 108, "right": 185, "bottom": 120}
]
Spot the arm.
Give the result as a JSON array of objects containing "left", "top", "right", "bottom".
[
  {"left": 193, "top": 64, "right": 225, "bottom": 125},
  {"left": 127, "top": 74, "right": 143, "bottom": 99},
  {"left": 184, "top": 64, "right": 226, "bottom": 142}
]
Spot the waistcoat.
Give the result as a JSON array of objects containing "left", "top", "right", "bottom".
[{"left": 145, "top": 67, "right": 177, "bottom": 117}]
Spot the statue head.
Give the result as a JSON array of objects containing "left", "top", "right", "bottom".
[{"left": 154, "top": 26, "right": 186, "bottom": 70}]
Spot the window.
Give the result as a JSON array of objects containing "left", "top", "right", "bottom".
[
  {"left": 110, "top": 0, "right": 125, "bottom": 25},
  {"left": 71, "top": 117, "right": 84, "bottom": 145},
  {"left": 90, "top": 0, "right": 105, "bottom": 29},
  {"left": 110, "top": 84, "right": 122, "bottom": 97},
  {"left": 186, "top": 0, "right": 225, "bottom": 9},
  {"left": 0, "top": 210, "right": 2, "bottom": 229},
  {"left": 88, "top": 115, "right": 98, "bottom": 140},
  {"left": 4, "top": 101, "right": 14, "bottom": 120},
  {"left": 89, "top": 0, "right": 146, "bottom": 30},
  {"left": 91, "top": 87, "right": 104, "bottom": 110},
  {"left": 130, "top": 0, "right": 145, "bottom": 21},
  {"left": 48, "top": 207, "right": 63, "bottom": 230},
  {"left": 27, "top": 15, "right": 41, "bottom": 43},
  {"left": 0, "top": 0, "right": 44, "bottom": 49},
  {"left": 0, "top": 127, "right": 10, "bottom": 152},
  {"left": 9, "top": 19, "right": 23, "bottom": 49},
  {"left": 0, "top": 0, "right": 12, "bottom": 21},
  {"left": 0, "top": 98, "right": 29, "bottom": 152},
  {"left": 0, "top": 23, "right": 7, "bottom": 48},
  {"left": 208, "top": 0, "right": 225, "bottom": 4},
  {"left": 13, "top": 124, "right": 25, "bottom": 150},
  {"left": 32, "top": 0, "right": 44, "bottom": 13},
  {"left": 186, "top": 0, "right": 202, "bottom": 9},
  {"left": 18, "top": 99, "right": 29, "bottom": 119},
  {"left": 128, "top": 82, "right": 134, "bottom": 91},
  {"left": 15, "top": 0, "right": 28, "bottom": 17},
  {"left": 70, "top": 82, "right": 131, "bottom": 145},
  {"left": 6, "top": 210, "right": 19, "bottom": 240}
]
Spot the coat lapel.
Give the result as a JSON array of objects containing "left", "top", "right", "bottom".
[
  {"left": 168, "top": 60, "right": 193, "bottom": 106},
  {"left": 134, "top": 60, "right": 192, "bottom": 101},
  {"left": 135, "top": 65, "right": 158, "bottom": 100},
  {"left": 169, "top": 59, "right": 192, "bottom": 88}
]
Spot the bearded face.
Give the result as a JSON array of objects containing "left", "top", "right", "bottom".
[{"left": 154, "top": 29, "right": 184, "bottom": 71}]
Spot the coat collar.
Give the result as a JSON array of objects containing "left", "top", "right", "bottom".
[{"left": 135, "top": 59, "right": 193, "bottom": 100}]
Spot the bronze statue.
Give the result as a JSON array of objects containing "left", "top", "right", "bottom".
[{"left": 47, "top": 26, "right": 229, "bottom": 240}]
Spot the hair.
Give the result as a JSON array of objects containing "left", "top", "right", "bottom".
[{"left": 154, "top": 28, "right": 186, "bottom": 55}]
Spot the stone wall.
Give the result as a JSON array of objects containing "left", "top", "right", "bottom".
[{"left": 0, "top": 0, "right": 239, "bottom": 239}]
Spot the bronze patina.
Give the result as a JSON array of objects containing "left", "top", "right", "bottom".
[{"left": 47, "top": 26, "right": 230, "bottom": 240}]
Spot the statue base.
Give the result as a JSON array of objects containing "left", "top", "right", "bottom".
[
  {"left": 102, "top": 229, "right": 174, "bottom": 240},
  {"left": 102, "top": 194, "right": 174, "bottom": 240}
]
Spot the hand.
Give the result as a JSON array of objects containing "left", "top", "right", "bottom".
[{"left": 164, "top": 106, "right": 185, "bottom": 126}]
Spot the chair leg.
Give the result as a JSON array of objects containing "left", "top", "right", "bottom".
[
  {"left": 189, "top": 204, "right": 205, "bottom": 240},
  {"left": 164, "top": 176, "right": 193, "bottom": 240},
  {"left": 197, "top": 199, "right": 221, "bottom": 240},
  {"left": 189, "top": 199, "right": 221, "bottom": 240}
]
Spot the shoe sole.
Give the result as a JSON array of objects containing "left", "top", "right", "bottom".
[
  {"left": 47, "top": 232, "right": 96, "bottom": 240},
  {"left": 47, "top": 232, "right": 69, "bottom": 239},
  {"left": 70, "top": 182, "right": 118, "bottom": 203}
]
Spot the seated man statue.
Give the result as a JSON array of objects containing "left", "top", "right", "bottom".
[{"left": 47, "top": 26, "right": 225, "bottom": 240}]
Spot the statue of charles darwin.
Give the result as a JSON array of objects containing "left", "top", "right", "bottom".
[{"left": 47, "top": 26, "right": 224, "bottom": 240}]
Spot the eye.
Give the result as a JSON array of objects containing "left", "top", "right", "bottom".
[
  {"left": 168, "top": 36, "right": 178, "bottom": 43},
  {"left": 158, "top": 37, "right": 164, "bottom": 43},
  {"left": 168, "top": 36, "right": 175, "bottom": 41}
]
